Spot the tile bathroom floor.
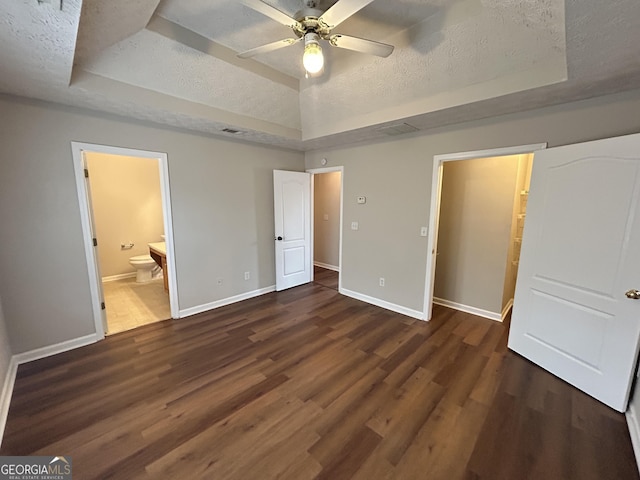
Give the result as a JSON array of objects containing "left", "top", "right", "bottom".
[{"left": 102, "top": 277, "right": 171, "bottom": 335}]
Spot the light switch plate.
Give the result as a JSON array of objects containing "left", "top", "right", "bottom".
[
  {"left": 420, "top": 227, "right": 428, "bottom": 237},
  {"left": 351, "top": 221, "right": 359, "bottom": 230},
  {"left": 324, "top": 214, "right": 329, "bottom": 221},
  {"left": 357, "top": 196, "right": 366, "bottom": 204}
]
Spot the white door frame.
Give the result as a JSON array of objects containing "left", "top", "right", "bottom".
[
  {"left": 71, "top": 142, "right": 180, "bottom": 339},
  {"left": 422, "top": 143, "right": 547, "bottom": 321},
  {"left": 307, "top": 166, "right": 344, "bottom": 292}
]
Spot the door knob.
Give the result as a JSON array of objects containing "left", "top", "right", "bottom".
[
  {"left": 275, "top": 236, "right": 283, "bottom": 241},
  {"left": 625, "top": 289, "right": 640, "bottom": 300}
]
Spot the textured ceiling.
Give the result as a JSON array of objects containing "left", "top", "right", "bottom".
[{"left": 0, "top": 0, "right": 639, "bottom": 151}]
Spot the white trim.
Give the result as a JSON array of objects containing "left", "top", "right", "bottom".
[
  {"left": 12, "top": 333, "right": 100, "bottom": 365},
  {"left": 71, "top": 142, "right": 180, "bottom": 340},
  {"left": 501, "top": 298, "right": 514, "bottom": 321},
  {"left": 307, "top": 166, "right": 344, "bottom": 292},
  {"left": 423, "top": 143, "right": 548, "bottom": 321},
  {"left": 433, "top": 297, "right": 502, "bottom": 322},
  {"left": 314, "top": 261, "right": 340, "bottom": 272},
  {"left": 72, "top": 146, "right": 106, "bottom": 340},
  {"left": 179, "top": 286, "right": 276, "bottom": 318},
  {"left": 340, "top": 288, "right": 424, "bottom": 320},
  {"left": 102, "top": 272, "right": 137, "bottom": 283},
  {"left": 0, "top": 357, "right": 17, "bottom": 448},
  {"left": 627, "top": 406, "right": 640, "bottom": 475}
]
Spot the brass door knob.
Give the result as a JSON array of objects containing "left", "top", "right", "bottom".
[{"left": 625, "top": 289, "right": 640, "bottom": 300}]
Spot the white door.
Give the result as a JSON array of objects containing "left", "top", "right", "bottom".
[
  {"left": 508, "top": 133, "right": 640, "bottom": 412},
  {"left": 274, "top": 170, "right": 312, "bottom": 291},
  {"left": 83, "top": 155, "right": 108, "bottom": 334}
]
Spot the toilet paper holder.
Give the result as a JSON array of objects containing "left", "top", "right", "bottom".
[{"left": 121, "top": 242, "right": 135, "bottom": 249}]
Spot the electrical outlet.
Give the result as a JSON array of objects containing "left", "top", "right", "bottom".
[
  {"left": 379, "top": 277, "right": 385, "bottom": 287},
  {"left": 217, "top": 278, "right": 223, "bottom": 286},
  {"left": 420, "top": 226, "right": 428, "bottom": 237},
  {"left": 244, "top": 271, "right": 250, "bottom": 280},
  {"left": 323, "top": 213, "right": 329, "bottom": 221}
]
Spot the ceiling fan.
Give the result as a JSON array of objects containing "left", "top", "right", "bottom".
[{"left": 238, "top": 0, "right": 394, "bottom": 75}]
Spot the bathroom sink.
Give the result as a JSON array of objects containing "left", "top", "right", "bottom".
[{"left": 148, "top": 241, "right": 166, "bottom": 256}]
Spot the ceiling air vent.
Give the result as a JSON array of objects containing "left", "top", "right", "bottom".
[
  {"left": 221, "top": 127, "right": 244, "bottom": 135},
  {"left": 376, "top": 123, "right": 419, "bottom": 136}
]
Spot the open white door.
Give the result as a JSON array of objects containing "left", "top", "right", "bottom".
[
  {"left": 508, "top": 133, "right": 640, "bottom": 412},
  {"left": 274, "top": 170, "right": 312, "bottom": 291},
  {"left": 82, "top": 154, "right": 108, "bottom": 334}
]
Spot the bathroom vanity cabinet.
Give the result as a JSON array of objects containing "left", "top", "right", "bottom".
[{"left": 148, "top": 242, "right": 169, "bottom": 293}]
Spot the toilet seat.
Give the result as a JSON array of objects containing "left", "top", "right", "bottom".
[{"left": 129, "top": 254, "right": 155, "bottom": 265}]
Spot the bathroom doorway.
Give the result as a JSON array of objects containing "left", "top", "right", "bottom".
[{"left": 72, "top": 143, "right": 179, "bottom": 338}]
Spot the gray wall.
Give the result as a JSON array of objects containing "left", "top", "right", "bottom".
[
  {"left": 306, "top": 88, "right": 640, "bottom": 313},
  {"left": 86, "top": 153, "right": 165, "bottom": 278},
  {"left": 434, "top": 156, "right": 519, "bottom": 315},
  {"left": 0, "top": 95, "right": 304, "bottom": 354},
  {"left": 313, "top": 172, "right": 341, "bottom": 269}
]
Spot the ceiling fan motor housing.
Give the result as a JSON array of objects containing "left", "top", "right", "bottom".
[{"left": 293, "top": 8, "right": 331, "bottom": 39}]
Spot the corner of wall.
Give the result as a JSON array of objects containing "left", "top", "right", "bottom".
[
  {"left": 0, "top": 357, "right": 18, "bottom": 448},
  {"left": 0, "top": 332, "right": 100, "bottom": 446}
]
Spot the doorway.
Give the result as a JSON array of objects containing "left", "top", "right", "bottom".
[
  {"left": 433, "top": 154, "right": 532, "bottom": 320},
  {"left": 308, "top": 167, "right": 343, "bottom": 292},
  {"left": 423, "top": 144, "right": 546, "bottom": 321},
  {"left": 86, "top": 152, "right": 170, "bottom": 334},
  {"left": 72, "top": 142, "right": 179, "bottom": 339}
]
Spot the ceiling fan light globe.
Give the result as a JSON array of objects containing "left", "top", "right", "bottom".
[{"left": 303, "top": 42, "right": 324, "bottom": 73}]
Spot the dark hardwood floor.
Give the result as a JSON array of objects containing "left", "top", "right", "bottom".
[
  {"left": 2, "top": 283, "right": 637, "bottom": 479},
  {"left": 313, "top": 265, "right": 338, "bottom": 290}
]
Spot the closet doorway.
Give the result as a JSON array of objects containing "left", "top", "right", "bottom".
[{"left": 423, "top": 144, "right": 546, "bottom": 321}]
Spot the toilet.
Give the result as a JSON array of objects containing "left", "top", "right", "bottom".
[{"left": 129, "top": 255, "right": 158, "bottom": 283}]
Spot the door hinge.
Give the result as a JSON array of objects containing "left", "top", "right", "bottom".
[
  {"left": 93, "top": 238, "right": 98, "bottom": 247},
  {"left": 101, "top": 302, "right": 106, "bottom": 310},
  {"left": 84, "top": 168, "right": 89, "bottom": 178}
]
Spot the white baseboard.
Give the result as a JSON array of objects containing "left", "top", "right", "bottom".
[
  {"left": 0, "top": 357, "right": 17, "bottom": 448},
  {"left": 339, "top": 288, "right": 424, "bottom": 320},
  {"left": 179, "top": 286, "right": 276, "bottom": 318},
  {"left": 314, "top": 262, "right": 340, "bottom": 272},
  {"left": 12, "top": 333, "right": 100, "bottom": 365},
  {"left": 433, "top": 297, "right": 502, "bottom": 322},
  {"left": 627, "top": 405, "right": 640, "bottom": 475},
  {"left": 502, "top": 298, "right": 514, "bottom": 321},
  {"left": 102, "top": 272, "right": 136, "bottom": 282}
]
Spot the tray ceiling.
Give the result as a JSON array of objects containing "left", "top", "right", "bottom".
[{"left": 0, "top": 0, "right": 639, "bottom": 150}]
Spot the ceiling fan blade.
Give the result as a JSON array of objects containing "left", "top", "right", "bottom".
[
  {"left": 329, "top": 34, "right": 394, "bottom": 57},
  {"left": 319, "top": 0, "right": 376, "bottom": 29},
  {"left": 241, "top": 0, "right": 302, "bottom": 29},
  {"left": 237, "top": 37, "right": 301, "bottom": 59}
]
